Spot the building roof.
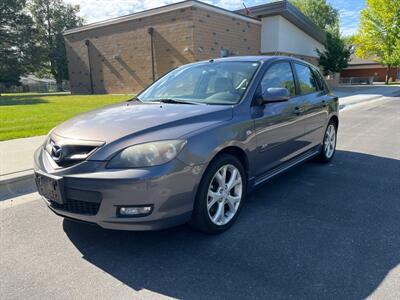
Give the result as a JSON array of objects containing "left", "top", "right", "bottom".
[
  {"left": 64, "top": 0, "right": 261, "bottom": 36},
  {"left": 20, "top": 75, "right": 55, "bottom": 85},
  {"left": 347, "top": 54, "right": 379, "bottom": 65},
  {"left": 236, "top": 0, "right": 326, "bottom": 44}
]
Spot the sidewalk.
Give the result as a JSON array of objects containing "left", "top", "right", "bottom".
[
  {"left": 0, "top": 135, "right": 45, "bottom": 199},
  {"left": 0, "top": 135, "right": 45, "bottom": 178}
]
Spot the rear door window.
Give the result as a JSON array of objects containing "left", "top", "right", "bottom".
[
  {"left": 294, "top": 63, "right": 319, "bottom": 95},
  {"left": 312, "top": 67, "right": 329, "bottom": 93}
]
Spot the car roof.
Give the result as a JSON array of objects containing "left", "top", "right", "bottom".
[{"left": 190, "top": 55, "right": 313, "bottom": 66}]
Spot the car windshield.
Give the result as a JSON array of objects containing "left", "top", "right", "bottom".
[{"left": 137, "top": 61, "right": 260, "bottom": 105}]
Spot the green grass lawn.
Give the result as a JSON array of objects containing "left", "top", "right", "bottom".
[{"left": 0, "top": 93, "right": 133, "bottom": 141}]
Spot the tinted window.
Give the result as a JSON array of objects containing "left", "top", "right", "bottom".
[
  {"left": 294, "top": 63, "right": 319, "bottom": 94},
  {"left": 312, "top": 67, "right": 328, "bottom": 92},
  {"left": 260, "top": 62, "right": 296, "bottom": 96}
]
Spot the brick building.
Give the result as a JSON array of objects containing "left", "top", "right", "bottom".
[
  {"left": 341, "top": 55, "right": 399, "bottom": 83},
  {"left": 64, "top": 0, "right": 326, "bottom": 94}
]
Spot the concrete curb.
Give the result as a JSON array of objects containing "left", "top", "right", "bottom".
[
  {"left": 338, "top": 87, "right": 400, "bottom": 110},
  {"left": 0, "top": 169, "right": 33, "bottom": 185},
  {"left": 0, "top": 170, "right": 36, "bottom": 201},
  {"left": 339, "top": 94, "right": 383, "bottom": 110}
]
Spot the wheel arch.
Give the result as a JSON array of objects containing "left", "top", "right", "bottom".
[
  {"left": 330, "top": 115, "right": 339, "bottom": 129},
  {"left": 208, "top": 146, "right": 249, "bottom": 176}
]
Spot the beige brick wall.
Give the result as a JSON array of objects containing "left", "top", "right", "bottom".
[
  {"left": 64, "top": 5, "right": 263, "bottom": 94},
  {"left": 65, "top": 8, "right": 195, "bottom": 94},
  {"left": 65, "top": 6, "right": 262, "bottom": 95},
  {"left": 192, "top": 8, "right": 261, "bottom": 61}
]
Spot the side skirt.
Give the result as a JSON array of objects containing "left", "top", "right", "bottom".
[{"left": 247, "top": 146, "right": 321, "bottom": 192}]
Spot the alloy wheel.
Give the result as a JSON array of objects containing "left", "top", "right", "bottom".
[
  {"left": 324, "top": 124, "right": 336, "bottom": 159},
  {"left": 207, "top": 164, "right": 243, "bottom": 226}
]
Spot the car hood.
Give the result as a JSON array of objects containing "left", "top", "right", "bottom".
[{"left": 53, "top": 101, "right": 233, "bottom": 144}]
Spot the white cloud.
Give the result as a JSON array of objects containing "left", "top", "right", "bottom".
[
  {"left": 64, "top": 0, "right": 364, "bottom": 36},
  {"left": 64, "top": 0, "right": 246, "bottom": 24}
]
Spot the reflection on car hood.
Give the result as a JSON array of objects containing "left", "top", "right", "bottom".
[{"left": 53, "top": 101, "right": 233, "bottom": 143}]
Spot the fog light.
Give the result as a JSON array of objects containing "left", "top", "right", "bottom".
[{"left": 118, "top": 206, "right": 153, "bottom": 217}]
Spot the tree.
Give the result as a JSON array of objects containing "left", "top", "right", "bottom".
[
  {"left": 353, "top": 0, "right": 400, "bottom": 84},
  {"left": 29, "top": 0, "right": 83, "bottom": 90},
  {"left": 290, "top": 0, "right": 339, "bottom": 32},
  {"left": 316, "top": 31, "right": 351, "bottom": 75},
  {"left": 0, "top": 0, "right": 41, "bottom": 88},
  {"left": 290, "top": 0, "right": 351, "bottom": 75}
]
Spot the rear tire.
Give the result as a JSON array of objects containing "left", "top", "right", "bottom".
[
  {"left": 189, "top": 154, "right": 246, "bottom": 234},
  {"left": 316, "top": 120, "right": 337, "bottom": 162}
]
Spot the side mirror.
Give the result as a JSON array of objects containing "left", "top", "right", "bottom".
[{"left": 262, "top": 87, "right": 290, "bottom": 103}]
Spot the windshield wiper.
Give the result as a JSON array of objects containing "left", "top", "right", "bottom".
[{"left": 149, "top": 98, "right": 199, "bottom": 105}]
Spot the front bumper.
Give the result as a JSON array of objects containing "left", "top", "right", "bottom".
[{"left": 34, "top": 146, "right": 204, "bottom": 230}]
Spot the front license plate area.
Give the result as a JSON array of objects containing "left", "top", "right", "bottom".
[{"left": 35, "top": 173, "right": 64, "bottom": 204}]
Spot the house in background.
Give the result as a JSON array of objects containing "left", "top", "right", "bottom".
[
  {"left": 341, "top": 54, "right": 399, "bottom": 83},
  {"left": 64, "top": 0, "right": 325, "bottom": 94},
  {"left": 0, "top": 75, "right": 59, "bottom": 93}
]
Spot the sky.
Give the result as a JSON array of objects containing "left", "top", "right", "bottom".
[{"left": 64, "top": 0, "right": 366, "bottom": 36}]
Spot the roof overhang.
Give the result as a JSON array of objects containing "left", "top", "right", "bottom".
[
  {"left": 64, "top": 0, "right": 261, "bottom": 36},
  {"left": 236, "top": 0, "right": 326, "bottom": 44}
]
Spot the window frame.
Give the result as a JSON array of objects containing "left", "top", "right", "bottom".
[{"left": 310, "top": 66, "right": 330, "bottom": 94}]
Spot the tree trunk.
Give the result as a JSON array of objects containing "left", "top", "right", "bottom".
[{"left": 385, "top": 65, "right": 391, "bottom": 84}]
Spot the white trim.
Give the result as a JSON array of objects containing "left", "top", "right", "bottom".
[
  {"left": 345, "top": 64, "right": 384, "bottom": 70},
  {"left": 194, "top": 2, "right": 261, "bottom": 25},
  {"left": 64, "top": 0, "right": 260, "bottom": 35}
]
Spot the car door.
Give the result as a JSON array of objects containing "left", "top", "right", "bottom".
[
  {"left": 292, "top": 63, "right": 329, "bottom": 150},
  {"left": 252, "top": 61, "right": 307, "bottom": 176}
]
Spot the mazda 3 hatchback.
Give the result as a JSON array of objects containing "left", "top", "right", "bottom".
[{"left": 34, "top": 56, "right": 338, "bottom": 234}]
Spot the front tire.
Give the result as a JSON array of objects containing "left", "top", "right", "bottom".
[
  {"left": 316, "top": 120, "right": 337, "bottom": 162},
  {"left": 189, "top": 154, "right": 246, "bottom": 234}
]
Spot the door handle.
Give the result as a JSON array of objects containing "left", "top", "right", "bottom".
[
  {"left": 321, "top": 100, "right": 327, "bottom": 107},
  {"left": 294, "top": 106, "right": 304, "bottom": 115}
]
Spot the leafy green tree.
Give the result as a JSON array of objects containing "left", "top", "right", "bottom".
[
  {"left": 290, "top": 0, "right": 351, "bottom": 75},
  {"left": 353, "top": 0, "right": 400, "bottom": 84},
  {"left": 317, "top": 31, "right": 351, "bottom": 75},
  {"left": 29, "top": 0, "right": 83, "bottom": 90},
  {"left": 0, "top": 0, "right": 41, "bottom": 88},
  {"left": 290, "top": 0, "right": 339, "bottom": 32}
]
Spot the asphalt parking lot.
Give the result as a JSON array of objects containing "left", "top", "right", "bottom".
[{"left": 1, "top": 94, "right": 399, "bottom": 299}]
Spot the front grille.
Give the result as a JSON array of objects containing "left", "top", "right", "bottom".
[
  {"left": 51, "top": 143, "right": 98, "bottom": 167},
  {"left": 45, "top": 135, "right": 104, "bottom": 168},
  {"left": 50, "top": 199, "right": 100, "bottom": 215}
]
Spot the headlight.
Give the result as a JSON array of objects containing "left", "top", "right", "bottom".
[{"left": 107, "top": 140, "right": 187, "bottom": 168}]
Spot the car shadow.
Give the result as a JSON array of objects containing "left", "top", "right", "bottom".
[{"left": 63, "top": 150, "right": 400, "bottom": 299}]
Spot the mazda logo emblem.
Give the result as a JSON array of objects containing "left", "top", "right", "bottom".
[{"left": 51, "top": 144, "right": 63, "bottom": 162}]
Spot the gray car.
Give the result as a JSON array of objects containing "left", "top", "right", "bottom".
[{"left": 34, "top": 56, "right": 338, "bottom": 234}]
